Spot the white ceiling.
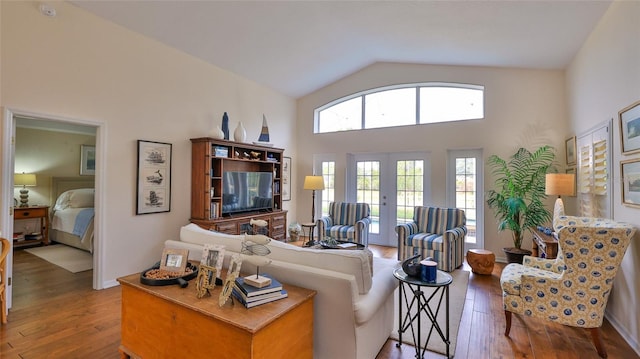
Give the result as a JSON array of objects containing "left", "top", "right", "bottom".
[{"left": 68, "top": 1, "right": 612, "bottom": 98}]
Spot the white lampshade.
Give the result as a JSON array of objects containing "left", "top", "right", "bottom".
[
  {"left": 14, "top": 173, "right": 37, "bottom": 187},
  {"left": 303, "top": 175, "right": 325, "bottom": 191},
  {"left": 545, "top": 173, "right": 575, "bottom": 197}
]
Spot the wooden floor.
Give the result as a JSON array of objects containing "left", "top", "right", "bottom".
[{"left": 1, "top": 245, "right": 638, "bottom": 359}]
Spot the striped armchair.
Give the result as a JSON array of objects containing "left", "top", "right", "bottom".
[
  {"left": 396, "top": 206, "right": 467, "bottom": 272},
  {"left": 316, "top": 202, "right": 371, "bottom": 246},
  {"left": 500, "top": 216, "right": 636, "bottom": 358}
]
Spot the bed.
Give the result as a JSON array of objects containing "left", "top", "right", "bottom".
[{"left": 49, "top": 177, "right": 95, "bottom": 253}]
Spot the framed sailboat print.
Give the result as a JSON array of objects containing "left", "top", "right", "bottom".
[{"left": 136, "top": 140, "right": 172, "bottom": 215}]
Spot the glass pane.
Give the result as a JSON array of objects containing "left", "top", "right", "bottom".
[
  {"left": 364, "top": 88, "right": 416, "bottom": 129},
  {"left": 321, "top": 161, "right": 335, "bottom": 217},
  {"left": 357, "top": 161, "right": 380, "bottom": 234},
  {"left": 420, "top": 87, "right": 484, "bottom": 124},
  {"left": 396, "top": 160, "right": 424, "bottom": 225},
  {"left": 318, "top": 97, "right": 362, "bottom": 133}
]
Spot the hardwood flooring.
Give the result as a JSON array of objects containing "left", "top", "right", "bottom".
[{"left": 1, "top": 245, "right": 637, "bottom": 359}]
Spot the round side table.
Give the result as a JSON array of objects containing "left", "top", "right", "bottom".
[
  {"left": 466, "top": 249, "right": 495, "bottom": 275},
  {"left": 300, "top": 222, "right": 317, "bottom": 247}
]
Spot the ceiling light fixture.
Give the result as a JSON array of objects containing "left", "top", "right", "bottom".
[{"left": 39, "top": 4, "right": 57, "bottom": 17}]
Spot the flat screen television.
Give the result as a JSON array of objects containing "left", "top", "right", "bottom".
[{"left": 222, "top": 171, "right": 273, "bottom": 215}]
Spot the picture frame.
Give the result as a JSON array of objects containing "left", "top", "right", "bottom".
[
  {"left": 565, "top": 136, "right": 576, "bottom": 166},
  {"left": 282, "top": 156, "right": 291, "bottom": 201},
  {"left": 619, "top": 100, "right": 640, "bottom": 155},
  {"left": 136, "top": 140, "right": 172, "bottom": 215},
  {"left": 219, "top": 254, "right": 243, "bottom": 307},
  {"left": 160, "top": 248, "right": 189, "bottom": 274},
  {"left": 201, "top": 244, "right": 225, "bottom": 277},
  {"left": 620, "top": 158, "right": 640, "bottom": 208},
  {"left": 80, "top": 145, "right": 96, "bottom": 175}
]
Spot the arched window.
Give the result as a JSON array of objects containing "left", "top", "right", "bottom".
[{"left": 315, "top": 82, "right": 484, "bottom": 133}]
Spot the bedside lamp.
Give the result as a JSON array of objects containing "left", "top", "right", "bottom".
[
  {"left": 14, "top": 173, "right": 37, "bottom": 207},
  {"left": 545, "top": 173, "right": 575, "bottom": 211}
]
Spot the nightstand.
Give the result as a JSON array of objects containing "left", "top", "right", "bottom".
[
  {"left": 13, "top": 206, "right": 50, "bottom": 248},
  {"left": 531, "top": 228, "right": 558, "bottom": 259}
]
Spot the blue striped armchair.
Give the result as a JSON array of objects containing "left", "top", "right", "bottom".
[
  {"left": 396, "top": 206, "right": 467, "bottom": 272},
  {"left": 316, "top": 202, "right": 371, "bottom": 246}
]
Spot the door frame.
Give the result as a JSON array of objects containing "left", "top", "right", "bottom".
[{"left": 1, "top": 107, "right": 106, "bottom": 311}]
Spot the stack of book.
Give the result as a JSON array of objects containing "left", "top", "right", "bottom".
[{"left": 232, "top": 273, "right": 288, "bottom": 308}]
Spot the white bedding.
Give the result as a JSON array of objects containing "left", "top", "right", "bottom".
[
  {"left": 51, "top": 208, "right": 88, "bottom": 234},
  {"left": 50, "top": 187, "right": 95, "bottom": 253}
]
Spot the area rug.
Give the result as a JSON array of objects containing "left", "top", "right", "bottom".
[
  {"left": 24, "top": 244, "right": 93, "bottom": 273},
  {"left": 389, "top": 269, "right": 469, "bottom": 357}
]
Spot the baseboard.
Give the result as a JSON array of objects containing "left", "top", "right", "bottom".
[
  {"left": 605, "top": 310, "right": 640, "bottom": 356},
  {"left": 102, "top": 279, "right": 119, "bottom": 289}
]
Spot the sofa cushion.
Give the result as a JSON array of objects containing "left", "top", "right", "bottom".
[{"left": 179, "top": 224, "right": 373, "bottom": 294}]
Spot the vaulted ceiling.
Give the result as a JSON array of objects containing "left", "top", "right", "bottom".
[{"left": 69, "top": 1, "right": 612, "bottom": 98}]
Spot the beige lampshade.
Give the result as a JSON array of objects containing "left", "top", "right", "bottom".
[
  {"left": 14, "top": 173, "right": 37, "bottom": 187},
  {"left": 545, "top": 173, "right": 575, "bottom": 197},
  {"left": 303, "top": 175, "right": 325, "bottom": 191}
]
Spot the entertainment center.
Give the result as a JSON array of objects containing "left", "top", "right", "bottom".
[{"left": 190, "top": 138, "right": 287, "bottom": 240}]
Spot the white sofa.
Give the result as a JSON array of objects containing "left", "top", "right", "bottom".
[{"left": 165, "top": 223, "right": 399, "bottom": 359}]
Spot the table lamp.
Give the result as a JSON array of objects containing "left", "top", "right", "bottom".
[
  {"left": 545, "top": 173, "right": 575, "bottom": 211},
  {"left": 14, "top": 173, "right": 37, "bottom": 207}
]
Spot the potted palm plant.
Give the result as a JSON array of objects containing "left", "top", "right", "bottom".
[{"left": 486, "top": 145, "right": 556, "bottom": 264}]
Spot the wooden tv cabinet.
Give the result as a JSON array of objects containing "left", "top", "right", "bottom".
[
  {"left": 190, "top": 138, "right": 287, "bottom": 240},
  {"left": 118, "top": 271, "right": 315, "bottom": 359}
]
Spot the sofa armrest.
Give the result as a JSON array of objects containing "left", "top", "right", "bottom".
[
  {"left": 354, "top": 217, "right": 371, "bottom": 246},
  {"left": 395, "top": 222, "right": 419, "bottom": 260},
  {"left": 523, "top": 255, "right": 565, "bottom": 274},
  {"left": 317, "top": 216, "right": 333, "bottom": 239}
]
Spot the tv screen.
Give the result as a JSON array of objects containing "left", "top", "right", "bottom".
[{"left": 222, "top": 171, "right": 273, "bottom": 214}]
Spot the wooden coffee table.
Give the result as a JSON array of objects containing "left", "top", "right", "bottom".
[{"left": 118, "top": 270, "right": 316, "bottom": 359}]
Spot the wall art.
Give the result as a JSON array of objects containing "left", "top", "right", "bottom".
[
  {"left": 619, "top": 100, "right": 640, "bottom": 155},
  {"left": 136, "top": 140, "right": 172, "bottom": 214}
]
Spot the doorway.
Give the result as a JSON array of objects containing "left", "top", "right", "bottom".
[
  {"left": 347, "top": 152, "right": 430, "bottom": 246},
  {"left": 1, "top": 108, "right": 104, "bottom": 311}
]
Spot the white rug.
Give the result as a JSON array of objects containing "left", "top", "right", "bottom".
[
  {"left": 390, "top": 269, "right": 469, "bottom": 357},
  {"left": 25, "top": 244, "right": 93, "bottom": 273}
]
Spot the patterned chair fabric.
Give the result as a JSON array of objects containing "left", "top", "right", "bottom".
[
  {"left": 316, "top": 202, "right": 371, "bottom": 246},
  {"left": 395, "top": 206, "right": 467, "bottom": 272},
  {"left": 500, "top": 216, "right": 636, "bottom": 358}
]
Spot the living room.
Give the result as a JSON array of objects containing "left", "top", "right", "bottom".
[{"left": 0, "top": 1, "right": 639, "bottom": 358}]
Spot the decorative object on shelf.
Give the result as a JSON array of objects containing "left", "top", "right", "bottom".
[
  {"left": 565, "top": 136, "right": 576, "bottom": 166},
  {"left": 545, "top": 173, "right": 575, "bottom": 212},
  {"left": 219, "top": 254, "right": 242, "bottom": 306},
  {"left": 240, "top": 234, "right": 272, "bottom": 288},
  {"left": 401, "top": 254, "right": 422, "bottom": 278},
  {"left": 136, "top": 140, "right": 172, "bottom": 215},
  {"left": 14, "top": 172, "right": 36, "bottom": 207},
  {"left": 80, "top": 145, "right": 96, "bottom": 175},
  {"left": 282, "top": 157, "right": 291, "bottom": 201},
  {"left": 486, "top": 145, "right": 555, "bottom": 264},
  {"left": 303, "top": 175, "right": 325, "bottom": 224},
  {"left": 211, "top": 124, "right": 224, "bottom": 139},
  {"left": 621, "top": 158, "right": 640, "bottom": 208},
  {"left": 250, "top": 151, "right": 261, "bottom": 160},
  {"left": 221, "top": 112, "right": 230, "bottom": 140},
  {"left": 234, "top": 121, "right": 247, "bottom": 142},
  {"left": 253, "top": 114, "right": 272, "bottom": 146},
  {"left": 619, "top": 99, "right": 640, "bottom": 155}
]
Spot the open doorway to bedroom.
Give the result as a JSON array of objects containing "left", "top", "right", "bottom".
[{"left": 1, "top": 110, "right": 102, "bottom": 313}]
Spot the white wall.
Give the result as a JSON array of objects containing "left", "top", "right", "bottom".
[
  {"left": 0, "top": 1, "right": 297, "bottom": 286},
  {"left": 566, "top": 1, "right": 640, "bottom": 352},
  {"left": 297, "top": 62, "right": 568, "bottom": 258}
]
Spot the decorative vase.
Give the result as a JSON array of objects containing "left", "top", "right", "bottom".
[
  {"left": 211, "top": 124, "right": 224, "bottom": 139},
  {"left": 234, "top": 121, "right": 246, "bottom": 142},
  {"left": 221, "top": 112, "right": 230, "bottom": 140}
]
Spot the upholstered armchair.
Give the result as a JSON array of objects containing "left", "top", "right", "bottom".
[
  {"left": 500, "top": 216, "right": 636, "bottom": 358},
  {"left": 395, "top": 206, "right": 467, "bottom": 272},
  {"left": 316, "top": 202, "right": 371, "bottom": 246}
]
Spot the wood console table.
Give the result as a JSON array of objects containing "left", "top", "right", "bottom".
[
  {"left": 117, "top": 271, "right": 315, "bottom": 359},
  {"left": 531, "top": 228, "right": 558, "bottom": 259}
]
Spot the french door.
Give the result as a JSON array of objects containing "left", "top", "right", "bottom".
[{"left": 347, "top": 152, "right": 430, "bottom": 246}]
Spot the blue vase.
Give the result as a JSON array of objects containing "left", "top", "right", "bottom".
[{"left": 221, "top": 112, "right": 230, "bottom": 140}]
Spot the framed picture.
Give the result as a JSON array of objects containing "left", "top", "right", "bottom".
[
  {"left": 565, "top": 136, "right": 576, "bottom": 166},
  {"left": 201, "top": 244, "right": 225, "bottom": 277},
  {"left": 80, "top": 145, "right": 96, "bottom": 175},
  {"left": 282, "top": 156, "right": 291, "bottom": 201},
  {"left": 619, "top": 100, "right": 640, "bottom": 155},
  {"left": 160, "top": 248, "right": 189, "bottom": 274},
  {"left": 136, "top": 140, "right": 172, "bottom": 215},
  {"left": 621, "top": 158, "right": 640, "bottom": 208}
]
